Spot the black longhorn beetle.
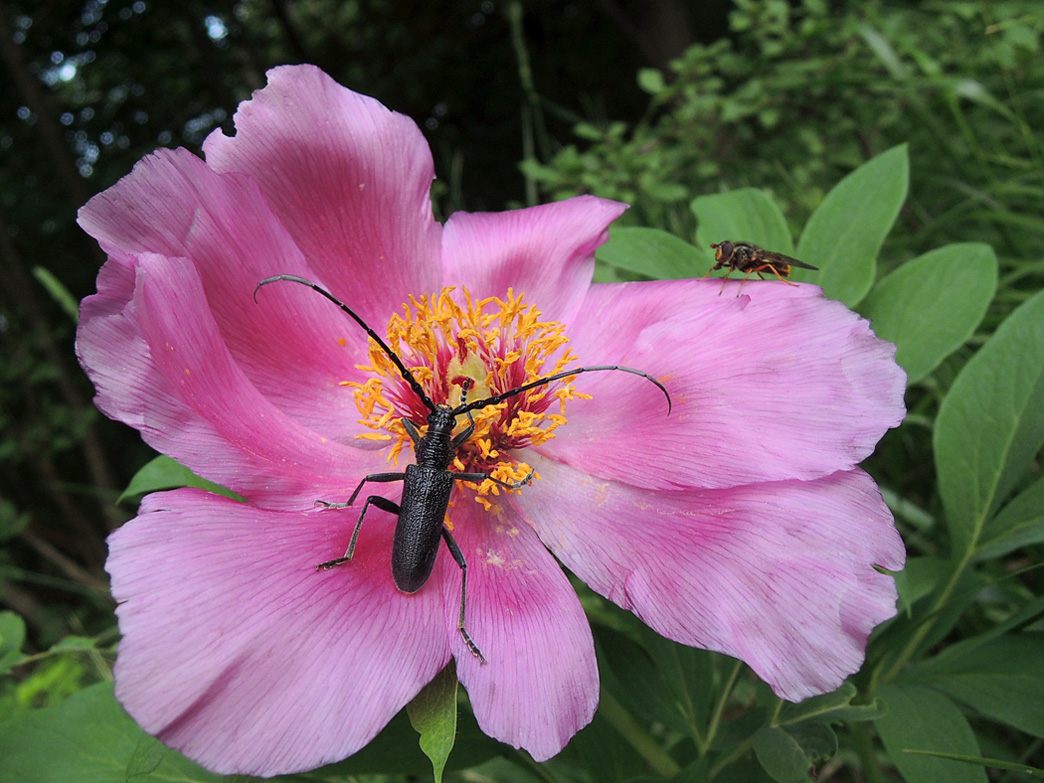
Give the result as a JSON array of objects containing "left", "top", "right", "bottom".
[{"left": 254, "top": 274, "right": 672, "bottom": 661}]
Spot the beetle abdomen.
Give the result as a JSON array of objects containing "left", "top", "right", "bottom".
[{"left": 391, "top": 464, "right": 455, "bottom": 593}]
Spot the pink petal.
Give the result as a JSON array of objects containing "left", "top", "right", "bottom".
[
  {"left": 108, "top": 488, "right": 450, "bottom": 777},
  {"left": 441, "top": 196, "right": 627, "bottom": 323},
  {"left": 77, "top": 252, "right": 388, "bottom": 510},
  {"left": 444, "top": 500, "right": 598, "bottom": 760},
  {"left": 77, "top": 146, "right": 373, "bottom": 439},
  {"left": 515, "top": 455, "right": 905, "bottom": 701},
  {"left": 202, "top": 64, "right": 442, "bottom": 323},
  {"left": 544, "top": 278, "right": 905, "bottom": 490}
]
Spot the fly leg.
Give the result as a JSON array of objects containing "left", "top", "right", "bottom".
[
  {"left": 718, "top": 266, "right": 734, "bottom": 295},
  {"left": 735, "top": 268, "right": 757, "bottom": 296}
]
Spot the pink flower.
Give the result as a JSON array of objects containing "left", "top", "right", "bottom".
[{"left": 77, "top": 65, "right": 906, "bottom": 777}]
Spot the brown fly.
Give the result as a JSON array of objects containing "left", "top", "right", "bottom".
[{"left": 705, "top": 240, "right": 818, "bottom": 295}]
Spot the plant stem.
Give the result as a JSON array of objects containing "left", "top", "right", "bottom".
[
  {"left": 698, "top": 658, "right": 743, "bottom": 753},
  {"left": 847, "top": 720, "right": 885, "bottom": 783},
  {"left": 508, "top": 1, "right": 548, "bottom": 207},
  {"left": 880, "top": 551, "right": 970, "bottom": 684}
]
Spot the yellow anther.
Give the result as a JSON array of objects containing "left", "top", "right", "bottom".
[
  {"left": 495, "top": 351, "right": 522, "bottom": 369},
  {"left": 348, "top": 286, "right": 589, "bottom": 506}
]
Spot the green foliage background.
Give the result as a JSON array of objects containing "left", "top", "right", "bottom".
[{"left": 1, "top": 1, "right": 1043, "bottom": 782}]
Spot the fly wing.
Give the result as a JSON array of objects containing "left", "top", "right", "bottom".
[
  {"left": 784, "top": 256, "right": 818, "bottom": 271},
  {"left": 758, "top": 249, "right": 818, "bottom": 272}
]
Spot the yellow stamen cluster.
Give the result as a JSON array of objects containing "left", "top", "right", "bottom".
[{"left": 340, "top": 287, "right": 590, "bottom": 508}]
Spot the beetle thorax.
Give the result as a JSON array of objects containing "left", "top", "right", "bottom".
[{"left": 413, "top": 407, "right": 457, "bottom": 469}]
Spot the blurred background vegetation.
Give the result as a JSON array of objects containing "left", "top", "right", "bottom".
[{"left": 1, "top": 0, "right": 1042, "bottom": 767}]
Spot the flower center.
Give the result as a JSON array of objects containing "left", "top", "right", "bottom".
[{"left": 343, "top": 288, "right": 588, "bottom": 508}]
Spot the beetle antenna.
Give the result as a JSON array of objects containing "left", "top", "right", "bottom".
[
  {"left": 254, "top": 275, "right": 437, "bottom": 412},
  {"left": 455, "top": 365, "right": 671, "bottom": 416}
]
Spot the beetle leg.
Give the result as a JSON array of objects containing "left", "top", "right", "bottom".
[
  {"left": 316, "top": 493, "right": 401, "bottom": 570},
  {"left": 454, "top": 466, "right": 535, "bottom": 489},
  {"left": 400, "top": 418, "right": 423, "bottom": 448},
  {"left": 451, "top": 408, "right": 477, "bottom": 449},
  {"left": 314, "top": 471, "right": 404, "bottom": 509},
  {"left": 440, "top": 526, "right": 486, "bottom": 663}
]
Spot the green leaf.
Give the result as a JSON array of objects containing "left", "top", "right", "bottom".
[
  {"left": 634, "top": 622, "right": 719, "bottom": 734},
  {"left": 0, "top": 611, "right": 28, "bottom": 675},
  {"left": 912, "top": 633, "right": 1044, "bottom": 737},
  {"left": 704, "top": 753, "right": 775, "bottom": 783},
  {"left": 974, "top": 474, "right": 1044, "bottom": 561},
  {"left": 0, "top": 497, "right": 30, "bottom": 542},
  {"left": 752, "top": 728, "right": 810, "bottom": 783},
  {"left": 594, "top": 619, "right": 716, "bottom": 737},
  {"left": 895, "top": 556, "right": 951, "bottom": 609},
  {"left": 894, "top": 591, "right": 1044, "bottom": 678},
  {"left": 902, "top": 751, "right": 1044, "bottom": 778},
  {"left": 406, "top": 663, "right": 458, "bottom": 783},
  {"left": 595, "top": 226, "right": 707, "bottom": 280},
  {"left": 0, "top": 682, "right": 225, "bottom": 783},
  {"left": 316, "top": 692, "right": 501, "bottom": 779},
  {"left": 796, "top": 144, "right": 909, "bottom": 306},
  {"left": 637, "top": 67, "right": 666, "bottom": 95},
  {"left": 119, "top": 455, "right": 245, "bottom": 503},
  {"left": 0, "top": 679, "right": 498, "bottom": 782},
  {"left": 592, "top": 261, "right": 633, "bottom": 284},
  {"left": 573, "top": 122, "right": 603, "bottom": 141},
  {"left": 692, "top": 188, "right": 793, "bottom": 254},
  {"left": 595, "top": 625, "right": 680, "bottom": 732},
  {"left": 48, "top": 636, "right": 98, "bottom": 654},
  {"left": 313, "top": 709, "right": 450, "bottom": 778},
  {"left": 985, "top": 592, "right": 1044, "bottom": 638},
  {"left": 934, "top": 289, "right": 1044, "bottom": 556},
  {"left": 779, "top": 682, "right": 885, "bottom": 724},
  {"left": 753, "top": 724, "right": 836, "bottom": 783},
  {"left": 860, "top": 243, "right": 997, "bottom": 384},
  {"left": 571, "top": 711, "right": 649, "bottom": 783},
  {"left": 32, "top": 266, "right": 80, "bottom": 324},
  {"left": 875, "top": 684, "right": 986, "bottom": 783},
  {"left": 125, "top": 734, "right": 168, "bottom": 778},
  {"left": 859, "top": 25, "right": 910, "bottom": 80}
]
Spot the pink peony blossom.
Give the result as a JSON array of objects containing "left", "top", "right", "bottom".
[{"left": 76, "top": 64, "right": 906, "bottom": 777}]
